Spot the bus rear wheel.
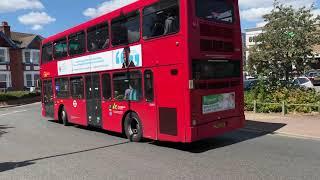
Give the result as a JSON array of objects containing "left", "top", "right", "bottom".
[
  {"left": 60, "top": 107, "right": 69, "bottom": 126},
  {"left": 124, "top": 112, "right": 143, "bottom": 142}
]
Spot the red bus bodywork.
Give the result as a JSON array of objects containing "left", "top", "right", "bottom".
[{"left": 40, "top": 0, "right": 245, "bottom": 143}]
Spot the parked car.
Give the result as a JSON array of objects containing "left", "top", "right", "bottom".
[
  {"left": 293, "top": 77, "right": 314, "bottom": 89},
  {"left": 244, "top": 79, "right": 258, "bottom": 91},
  {"left": 305, "top": 70, "right": 320, "bottom": 86}
]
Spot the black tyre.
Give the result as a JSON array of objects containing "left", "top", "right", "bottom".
[
  {"left": 124, "top": 112, "right": 143, "bottom": 142},
  {"left": 60, "top": 107, "right": 69, "bottom": 126}
]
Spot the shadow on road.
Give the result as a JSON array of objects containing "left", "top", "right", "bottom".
[
  {"left": 151, "top": 120, "right": 286, "bottom": 153},
  {"left": 0, "top": 141, "right": 129, "bottom": 173},
  {"left": 0, "top": 125, "right": 14, "bottom": 138}
]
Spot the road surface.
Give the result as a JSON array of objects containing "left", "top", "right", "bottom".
[{"left": 0, "top": 103, "right": 320, "bottom": 180}]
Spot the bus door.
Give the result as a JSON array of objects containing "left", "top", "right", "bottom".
[
  {"left": 85, "top": 74, "right": 102, "bottom": 127},
  {"left": 43, "top": 79, "right": 54, "bottom": 118}
]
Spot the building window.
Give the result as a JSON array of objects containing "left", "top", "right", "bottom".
[
  {"left": 0, "top": 47, "right": 9, "bottom": 63},
  {"left": 24, "top": 72, "right": 40, "bottom": 87},
  {"left": 111, "top": 11, "right": 140, "bottom": 46},
  {"left": 23, "top": 50, "right": 40, "bottom": 64},
  {"left": 87, "top": 22, "right": 109, "bottom": 52},
  {"left": 0, "top": 73, "right": 11, "bottom": 90},
  {"left": 26, "top": 74, "right": 32, "bottom": 87}
]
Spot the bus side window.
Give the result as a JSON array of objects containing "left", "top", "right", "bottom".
[
  {"left": 113, "top": 71, "right": 142, "bottom": 101},
  {"left": 41, "top": 43, "right": 53, "bottom": 64},
  {"left": 70, "top": 77, "right": 84, "bottom": 99},
  {"left": 102, "top": 74, "right": 112, "bottom": 100},
  {"left": 87, "top": 22, "right": 109, "bottom": 52},
  {"left": 53, "top": 38, "right": 68, "bottom": 59},
  {"left": 55, "top": 78, "right": 70, "bottom": 98},
  {"left": 143, "top": 0, "right": 180, "bottom": 39},
  {"left": 68, "top": 31, "right": 86, "bottom": 56},
  {"left": 111, "top": 11, "right": 140, "bottom": 46},
  {"left": 144, "top": 70, "right": 154, "bottom": 102}
]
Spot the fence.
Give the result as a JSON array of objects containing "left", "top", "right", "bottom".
[{"left": 250, "top": 100, "right": 320, "bottom": 115}]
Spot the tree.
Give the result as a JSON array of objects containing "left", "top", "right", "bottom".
[{"left": 248, "top": 1, "right": 320, "bottom": 85}]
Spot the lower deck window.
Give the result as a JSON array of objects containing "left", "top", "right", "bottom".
[
  {"left": 113, "top": 71, "right": 142, "bottom": 101},
  {"left": 55, "top": 78, "right": 69, "bottom": 98}
]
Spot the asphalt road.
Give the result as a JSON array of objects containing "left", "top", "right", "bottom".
[{"left": 1, "top": 103, "right": 320, "bottom": 180}]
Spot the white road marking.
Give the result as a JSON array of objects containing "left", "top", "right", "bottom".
[{"left": 0, "top": 110, "right": 28, "bottom": 116}]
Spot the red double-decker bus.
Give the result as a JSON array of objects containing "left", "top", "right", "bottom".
[{"left": 40, "top": 0, "right": 244, "bottom": 143}]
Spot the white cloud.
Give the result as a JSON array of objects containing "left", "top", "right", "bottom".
[
  {"left": 31, "top": 24, "right": 43, "bottom": 30},
  {"left": 0, "top": 0, "right": 44, "bottom": 13},
  {"left": 240, "top": 7, "right": 273, "bottom": 21},
  {"left": 18, "top": 12, "right": 56, "bottom": 31},
  {"left": 83, "top": 0, "right": 138, "bottom": 18},
  {"left": 239, "top": 0, "right": 317, "bottom": 23},
  {"left": 256, "top": 21, "right": 268, "bottom": 27}
]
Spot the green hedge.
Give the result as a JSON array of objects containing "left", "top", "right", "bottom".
[
  {"left": 245, "top": 87, "right": 320, "bottom": 113},
  {"left": 0, "top": 91, "right": 40, "bottom": 102}
]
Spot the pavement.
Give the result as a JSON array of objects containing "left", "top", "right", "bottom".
[
  {"left": 1, "top": 103, "right": 320, "bottom": 179},
  {"left": 245, "top": 112, "right": 320, "bottom": 140}
]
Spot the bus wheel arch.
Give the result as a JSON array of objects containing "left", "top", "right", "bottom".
[
  {"left": 123, "top": 111, "right": 143, "bottom": 142},
  {"left": 58, "top": 104, "right": 69, "bottom": 126}
]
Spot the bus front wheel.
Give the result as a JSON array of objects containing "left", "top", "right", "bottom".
[{"left": 124, "top": 112, "right": 143, "bottom": 142}]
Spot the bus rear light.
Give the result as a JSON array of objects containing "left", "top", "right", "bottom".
[{"left": 189, "top": 80, "right": 194, "bottom": 89}]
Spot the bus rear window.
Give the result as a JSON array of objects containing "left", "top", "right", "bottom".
[
  {"left": 192, "top": 60, "right": 240, "bottom": 80},
  {"left": 195, "top": 0, "right": 234, "bottom": 23}
]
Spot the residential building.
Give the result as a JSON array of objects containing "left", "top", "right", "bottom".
[
  {"left": 0, "top": 21, "right": 43, "bottom": 91},
  {"left": 244, "top": 27, "right": 263, "bottom": 68}
]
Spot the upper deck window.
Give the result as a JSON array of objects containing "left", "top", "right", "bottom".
[
  {"left": 111, "top": 11, "right": 140, "bottom": 46},
  {"left": 143, "top": 0, "right": 179, "bottom": 39},
  {"left": 41, "top": 43, "right": 53, "bottom": 64},
  {"left": 87, "top": 22, "right": 109, "bottom": 52},
  {"left": 53, "top": 38, "right": 68, "bottom": 59},
  {"left": 196, "top": 0, "right": 234, "bottom": 23},
  {"left": 68, "top": 31, "right": 86, "bottom": 56}
]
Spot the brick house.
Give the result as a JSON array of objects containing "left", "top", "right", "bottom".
[{"left": 0, "top": 21, "right": 43, "bottom": 91}]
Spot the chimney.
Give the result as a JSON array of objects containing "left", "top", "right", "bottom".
[{"left": 0, "top": 21, "right": 11, "bottom": 38}]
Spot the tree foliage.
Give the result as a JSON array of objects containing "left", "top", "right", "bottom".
[{"left": 248, "top": 1, "right": 320, "bottom": 84}]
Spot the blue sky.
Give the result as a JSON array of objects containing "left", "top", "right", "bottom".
[{"left": 0, "top": 0, "right": 319, "bottom": 38}]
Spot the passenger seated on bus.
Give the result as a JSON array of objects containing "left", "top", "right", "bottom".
[
  {"left": 124, "top": 81, "right": 139, "bottom": 101},
  {"left": 164, "top": 12, "right": 179, "bottom": 35},
  {"left": 102, "top": 38, "right": 110, "bottom": 49},
  {"left": 151, "top": 19, "right": 164, "bottom": 37},
  {"left": 89, "top": 42, "right": 98, "bottom": 51}
]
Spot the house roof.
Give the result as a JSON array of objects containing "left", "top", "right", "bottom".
[
  {"left": 0, "top": 31, "right": 43, "bottom": 49},
  {"left": 0, "top": 31, "right": 18, "bottom": 48}
]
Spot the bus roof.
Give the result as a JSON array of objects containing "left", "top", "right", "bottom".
[{"left": 43, "top": 0, "right": 157, "bottom": 44}]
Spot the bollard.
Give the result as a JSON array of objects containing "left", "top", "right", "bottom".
[
  {"left": 253, "top": 100, "right": 257, "bottom": 113},
  {"left": 282, "top": 101, "right": 286, "bottom": 116}
]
